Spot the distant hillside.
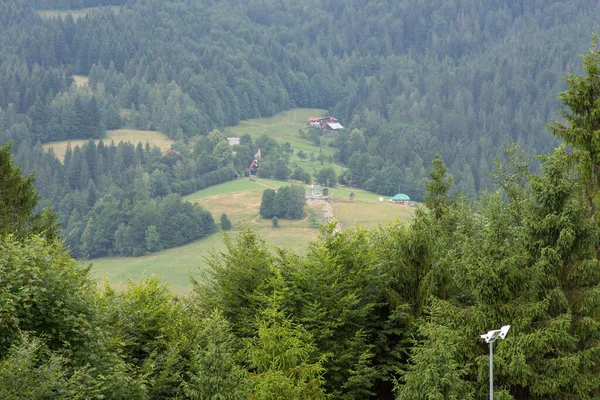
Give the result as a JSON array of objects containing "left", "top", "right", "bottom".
[{"left": 1, "top": 0, "right": 599, "bottom": 200}]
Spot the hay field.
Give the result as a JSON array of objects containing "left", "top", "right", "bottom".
[
  {"left": 37, "top": 6, "right": 121, "bottom": 20},
  {"left": 73, "top": 75, "right": 89, "bottom": 88},
  {"left": 43, "top": 129, "right": 175, "bottom": 162}
]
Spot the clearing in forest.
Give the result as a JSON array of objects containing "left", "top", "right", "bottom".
[
  {"left": 92, "top": 176, "right": 415, "bottom": 293},
  {"left": 43, "top": 129, "right": 175, "bottom": 162},
  {"left": 37, "top": 6, "right": 121, "bottom": 20},
  {"left": 226, "top": 108, "right": 343, "bottom": 176},
  {"left": 73, "top": 75, "right": 89, "bottom": 88}
]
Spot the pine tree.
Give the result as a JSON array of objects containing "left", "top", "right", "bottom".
[
  {"left": 220, "top": 213, "right": 232, "bottom": 231},
  {"left": 424, "top": 154, "right": 453, "bottom": 219},
  {"left": 247, "top": 297, "right": 327, "bottom": 400},
  {"left": 183, "top": 311, "right": 250, "bottom": 399},
  {"left": 549, "top": 36, "right": 600, "bottom": 217},
  {"left": 0, "top": 142, "right": 58, "bottom": 239},
  {"left": 259, "top": 189, "right": 277, "bottom": 219}
]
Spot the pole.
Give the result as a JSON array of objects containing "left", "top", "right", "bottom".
[{"left": 489, "top": 341, "right": 494, "bottom": 400}]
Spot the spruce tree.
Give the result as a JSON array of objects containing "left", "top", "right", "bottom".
[
  {"left": 220, "top": 213, "right": 232, "bottom": 231},
  {"left": 247, "top": 297, "right": 327, "bottom": 399},
  {"left": 259, "top": 189, "right": 276, "bottom": 219},
  {"left": 424, "top": 154, "right": 453, "bottom": 219},
  {"left": 549, "top": 36, "right": 600, "bottom": 217},
  {"left": 0, "top": 143, "right": 58, "bottom": 239}
]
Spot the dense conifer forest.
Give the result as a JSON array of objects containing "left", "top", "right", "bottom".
[{"left": 4, "top": 0, "right": 600, "bottom": 398}]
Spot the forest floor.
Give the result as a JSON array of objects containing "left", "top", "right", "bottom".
[
  {"left": 37, "top": 6, "right": 121, "bottom": 20},
  {"left": 92, "top": 176, "right": 414, "bottom": 293}
]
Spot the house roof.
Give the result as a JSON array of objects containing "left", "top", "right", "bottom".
[
  {"left": 308, "top": 117, "right": 321, "bottom": 122},
  {"left": 326, "top": 122, "right": 344, "bottom": 130},
  {"left": 390, "top": 193, "right": 410, "bottom": 201}
]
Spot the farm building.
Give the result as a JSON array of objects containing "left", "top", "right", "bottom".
[
  {"left": 389, "top": 193, "right": 410, "bottom": 205},
  {"left": 325, "top": 122, "right": 344, "bottom": 132},
  {"left": 227, "top": 137, "right": 240, "bottom": 146},
  {"left": 307, "top": 117, "right": 322, "bottom": 128},
  {"left": 306, "top": 116, "right": 342, "bottom": 130},
  {"left": 248, "top": 159, "right": 259, "bottom": 176}
]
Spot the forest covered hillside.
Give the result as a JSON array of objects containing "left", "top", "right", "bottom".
[{"left": 1, "top": 0, "right": 599, "bottom": 198}]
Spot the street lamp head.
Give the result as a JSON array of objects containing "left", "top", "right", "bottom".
[
  {"left": 480, "top": 325, "right": 510, "bottom": 343},
  {"left": 499, "top": 325, "right": 510, "bottom": 339}
]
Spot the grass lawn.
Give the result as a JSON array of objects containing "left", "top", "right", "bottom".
[
  {"left": 43, "top": 129, "right": 175, "bottom": 162},
  {"left": 37, "top": 6, "right": 121, "bottom": 20}
]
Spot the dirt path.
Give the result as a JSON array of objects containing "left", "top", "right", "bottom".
[{"left": 308, "top": 199, "right": 333, "bottom": 219}]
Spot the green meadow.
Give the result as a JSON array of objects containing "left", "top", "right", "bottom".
[
  {"left": 91, "top": 176, "right": 414, "bottom": 293},
  {"left": 226, "top": 108, "right": 343, "bottom": 176},
  {"left": 89, "top": 108, "right": 413, "bottom": 292}
]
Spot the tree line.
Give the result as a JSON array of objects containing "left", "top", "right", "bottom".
[
  {"left": 259, "top": 185, "right": 306, "bottom": 220},
  {"left": 9, "top": 132, "right": 244, "bottom": 257}
]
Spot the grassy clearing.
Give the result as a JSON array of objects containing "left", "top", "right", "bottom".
[
  {"left": 90, "top": 227, "right": 319, "bottom": 294},
  {"left": 73, "top": 75, "right": 89, "bottom": 88},
  {"left": 37, "top": 6, "right": 121, "bottom": 20},
  {"left": 43, "top": 129, "right": 175, "bottom": 162},
  {"left": 226, "top": 108, "right": 342, "bottom": 176},
  {"left": 91, "top": 177, "right": 415, "bottom": 293},
  {"left": 90, "top": 109, "right": 413, "bottom": 292}
]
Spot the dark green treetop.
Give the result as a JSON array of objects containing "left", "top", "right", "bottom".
[{"left": 0, "top": 142, "right": 58, "bottom": 240}]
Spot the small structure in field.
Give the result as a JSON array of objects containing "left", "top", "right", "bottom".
[
  {"left": 164, "top": 149, "right": 181, "bottom": 157},
  {"left": 306, "top": 184, "right": 328, "bottom": 199},
  {"left": 389, "top": 193, "right": 410, "bottom": 205},
  {"left": 307, "top": 117, "right": 322, "bottom": 128},
  {"left": 350, "top": 192, "right": 355, "bottom": 201},
  {"left": 248, "top": 159, "right": 259, "bottom": 176}
]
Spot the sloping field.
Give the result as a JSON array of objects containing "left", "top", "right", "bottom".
[
  {"left": 226, "top": 108, "right": 342, "bottom": 175},
  {"left": 90, "top": 226, "right": 319, "bottom": 294},
  {"left": 91, "top": 177, "right": 415, "bottom": 292},
  {"left": 90, "top": 109, "right": 412, "bottom": 292},
  {"left": 43, "top": 129, "right": 175, "bottom": 162},
  {"left": 37, "top": 6, "right": 121, "bottom": 20}
]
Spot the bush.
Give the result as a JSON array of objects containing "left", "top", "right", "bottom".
[{"left": 272, "top": 217, "right": 279, "bottom": 228}]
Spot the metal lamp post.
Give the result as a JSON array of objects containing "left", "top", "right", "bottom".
[{"left": 480, "top": 325, "right": 510, "bottom": 400}]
